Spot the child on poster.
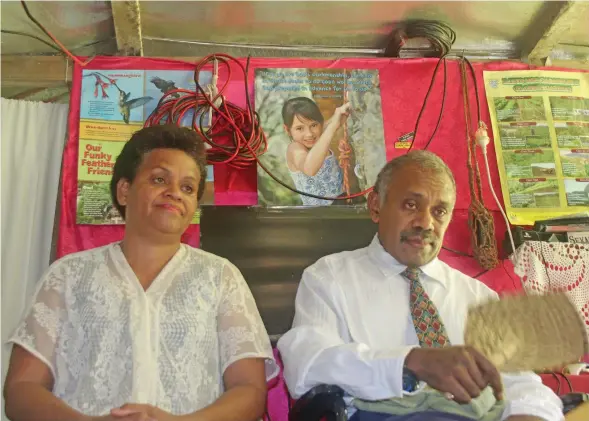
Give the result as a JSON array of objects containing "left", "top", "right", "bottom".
[{"left": 282, "top": 97, "right": 351, "bottom": 206}]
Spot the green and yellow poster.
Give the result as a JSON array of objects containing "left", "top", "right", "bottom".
[{"left": 483, "top": 70, "right": 589, "bottom": 225}]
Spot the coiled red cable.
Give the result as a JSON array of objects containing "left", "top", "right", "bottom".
[
  {"left": 144, "top": 54, "right": 268, "bottom": 170},
  {"left": 144, "top": 53, "right": 370, "bottom": 201}
]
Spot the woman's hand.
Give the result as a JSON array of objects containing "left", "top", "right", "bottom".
[
  {"left": 106, "top": 404, "right": 176, "bottom": 421},
  {"left": 91, "top": 414, "right": 152, "bottom": 421}
]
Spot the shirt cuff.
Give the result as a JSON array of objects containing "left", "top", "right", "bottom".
[
  {"left": 397, "top": 345, "right": 421, "bottom": 395},
  {"left": 367, "top": 345, "right": 420, "bottom": 398},
  {"left": 502, "top": 399, "right": 564, "bottom": 421}
]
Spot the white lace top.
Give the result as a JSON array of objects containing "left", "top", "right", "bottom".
[{"left": 8, "top": 243, "right": 278, "bottom": 416}]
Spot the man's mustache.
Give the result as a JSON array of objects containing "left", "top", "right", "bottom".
[{"left": 400, "top": 230, "right": 437, "bottom": 243}]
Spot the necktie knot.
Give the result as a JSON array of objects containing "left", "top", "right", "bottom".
[{"left": 402, "top": 267, "right": 421, "bottom": 282}]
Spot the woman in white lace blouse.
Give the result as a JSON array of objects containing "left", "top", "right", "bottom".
[{"left": 4, "top": 125, "right": 278, "bottom": 421}]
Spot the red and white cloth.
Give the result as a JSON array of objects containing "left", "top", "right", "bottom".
[{"left": 513, "top": 241, "right": 589, "bottom": 337}]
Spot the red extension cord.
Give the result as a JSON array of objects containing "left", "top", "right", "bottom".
[{"left": 144, "top": 53, "right": 372, "bottom": 201}]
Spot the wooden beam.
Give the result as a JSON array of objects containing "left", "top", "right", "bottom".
[
  {"left": 548, "top": 58, "right": 589, "bottom": 70},
  {"left": 0, "top": 85, "right": 70, "bottom": 103},
  {"left": 12, "top": 87, "right": 49, "bottom": 99},
  {"left": 1, "top": 55, "right": 211, "bottom": 90},
  {"left": 7, "top": 53, "right": 588, "bottom": 93},
  {"left": 0, "top": 54, "right": 485, "bottom": 90},
  {"left": 0, "top": 55, "right": 200, "bottom": 90},
  {"left": 527, "top": 1, "right": 589, "bottom": 65},
  {"left": 24, "top": 87, "right": 71, "bottom": 103},
  {"left": 110, "top": 0, "right": 143, "bottom": 56},
  {"left": 1, "top": 56, "right": 72, "bottom": 88}
]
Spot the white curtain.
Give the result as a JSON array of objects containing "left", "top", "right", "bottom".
[{"left": 1, "top": 98, "right": 68, "bottom": 419}]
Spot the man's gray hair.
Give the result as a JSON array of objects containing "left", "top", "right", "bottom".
[{"left": 374, "top": 150, "right": 456, "bottom": 203}]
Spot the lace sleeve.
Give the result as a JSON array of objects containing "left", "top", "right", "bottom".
[
  {"left": 7, "top": 260, "right": 67, "bottom": 378},
  {"left": 217, "top": 260, "right": 278, "bottom": 381}
]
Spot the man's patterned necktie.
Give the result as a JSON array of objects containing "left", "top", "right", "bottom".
[{"left": 402, "top": 268, "right": 451, "bottom": 348}]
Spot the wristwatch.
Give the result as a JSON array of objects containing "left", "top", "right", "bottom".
[{"left": 402, "top": 367, "right": 419, "bottom": 392}]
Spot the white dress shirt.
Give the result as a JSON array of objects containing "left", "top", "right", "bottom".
[
  {"left": 9, "top": 243, "right": 277, "bottom": 416},
  {"left": 277, "top": 235, "right": 563, "bottom": 421}
]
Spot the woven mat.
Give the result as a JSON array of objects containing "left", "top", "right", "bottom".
[{"left": 464, "top": 293, "right": 588, "bottom": 372}]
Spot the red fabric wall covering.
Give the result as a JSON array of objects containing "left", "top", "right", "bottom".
[{"left": 58, "top": 57, "right": 586, "bottom": 297}]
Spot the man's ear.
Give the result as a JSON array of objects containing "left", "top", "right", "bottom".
[
  {"left": 367, "top": 190, "right": 380, "bottom": 223},
  {"left": 116, "top": 178, "right": 131, "bottom": 208},
  {"left": 283, "top": 124, "right": 290, "bottom": 135}
]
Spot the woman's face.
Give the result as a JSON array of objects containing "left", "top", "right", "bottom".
[
  {"left": 285, "top": 114, "right": 323, "bottom": 149},
  {"left": 116, "top": 148, "right": 200, "bottom": 238}
]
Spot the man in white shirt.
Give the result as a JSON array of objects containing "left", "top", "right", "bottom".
[{"left": 277, "top": 151, "right": 563, "bottom": 421}]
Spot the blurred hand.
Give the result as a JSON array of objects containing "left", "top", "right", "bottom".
[{"left": 404, "top": 345, "right": 503, "bottom": 404}]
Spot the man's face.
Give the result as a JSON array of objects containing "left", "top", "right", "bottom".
[{"left": 368, "top": 163, "right": 455, "bottom": 267}]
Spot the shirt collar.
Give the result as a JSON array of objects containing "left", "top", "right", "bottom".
[{"left": 367, "top": 234, "right": 446, "bottom": 288}]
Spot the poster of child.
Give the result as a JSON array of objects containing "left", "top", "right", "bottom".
[
  {"left": 283, "top": 97, "right": 351, "bottom": 205},
  {"left": 255, "top": 68, "right": 387, "bottom": 207}
]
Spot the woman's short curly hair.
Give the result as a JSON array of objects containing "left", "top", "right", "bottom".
[{"left": 109, "top": 125, "right": 207, "bottom": 219}]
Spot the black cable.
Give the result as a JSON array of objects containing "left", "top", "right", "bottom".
[
  {"left": 473, "top": 269, "right": 489, "bottom": 279},
  {"left": 1, "top": 29, "right": 62, "bottom": 52},
  {"left": 241, "top": 57, "right": 365, "bottom": 201},
  {"left": 442, "top": 246, "right": 473, "bottom": 258},
  {"left": 386, "top": 20, "right": 456, "bottom": 58},
  {"left": 442, "top": 247, "right": 516, "bottom": 281},
  {"left": 407, "top": 55, "right": 448, "bottom": 153},
  {"left": 236, "top": 56, "right": 369, "bottom": 202},
  {"left": 145, "top": 55, "right": 371, "bottom": 202},
  {"left": 501, "top": 260, "right": 520, "bottom": 291},
  {"left": 15, "top": 0, "right": 102, "bottom": 68},
  {"left": 410, "top": 55, "right": 481, "bottom": 153},
  {"left": 20, "top": 0, "right": 57, "bottom": 47},
  {"left": 440, "top": 248, "right": 489, "bottom": 278},
  {"left": 408, "top": 55, "right": 511, "bottom": 279},
  {"left": 403, "top": 20, "right": 456, "bottom": 57},
  {"left": 558, "top": 372, "right": 574, "bottom": 393},
  {"left": 549, "top": 371, "right": 563, "bottom": 395},
  {"left": 543, "top": 371, "right": 575, "bottom": 395},
  {"left": 2, "top": 29, "right": 110, "bottom": 65},
  {"left": 423, "top": 58, "right": 447, "bottom": 151}
]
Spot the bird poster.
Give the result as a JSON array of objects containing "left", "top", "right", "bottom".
[{"left": 77, "top": 69, "right": 213, "bottom": 224}]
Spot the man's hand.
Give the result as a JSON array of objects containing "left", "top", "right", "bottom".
[
  {"left": 404, "top": 346, "right": 504, "bottom": 404},
  {"left": 109, "top": 404, "right": 175, "bottom": 421}
]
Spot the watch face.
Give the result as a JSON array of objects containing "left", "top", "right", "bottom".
[{"left": 402, "top": 369, "right": 418, "bottom": 392}]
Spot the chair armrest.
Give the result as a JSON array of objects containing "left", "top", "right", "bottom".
[
  {"left": 561, "top": 392, "right": 589, "bottom": 414},
  {"left": 289, "top": 384, "right": 347, "bottom": 421}
]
